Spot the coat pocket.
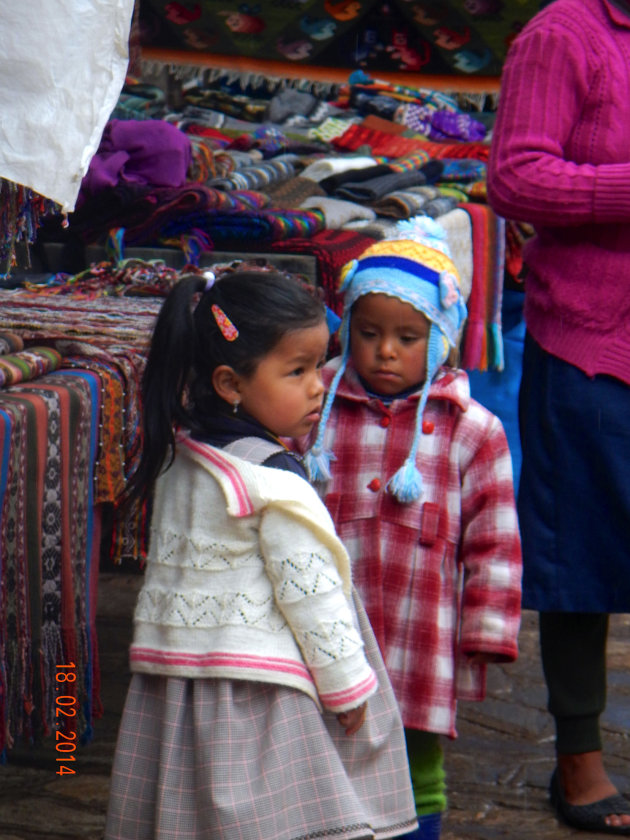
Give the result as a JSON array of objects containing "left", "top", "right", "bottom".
[{"left": 380, "top": 496, "right": 444, "bottom": 547}]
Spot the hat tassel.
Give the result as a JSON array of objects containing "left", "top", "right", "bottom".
[
  {"left": 304, "top": 344, "right": 349, "bottom": 484},
  {"left": 385, "top": 348, "right": 435, "bottom": 504},
  {"left": 386, "top": 458, "right": 423, "bottom": 503},
  {"left": 303, "top": 445, "right": 336, "bottom": 482}
]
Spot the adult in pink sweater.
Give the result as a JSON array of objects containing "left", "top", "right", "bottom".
[{"left": 488, "top": 0, "right": 630, "bottom": 834}]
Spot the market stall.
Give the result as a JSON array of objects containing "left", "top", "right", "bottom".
[{"left": 0, "top": 0, "right": 532, "bottom": 756}]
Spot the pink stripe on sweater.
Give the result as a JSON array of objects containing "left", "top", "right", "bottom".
[
  {"left": 181, "top": 437, "right": 254, "bottom": 516},
  {"left": 130, "top": 647, "right": 313, "bottom": 680},
  {"left": 319, "top": 672, "right": 377, "bottom": 707}
]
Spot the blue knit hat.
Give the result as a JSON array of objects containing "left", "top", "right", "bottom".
[{"left": 305, "top": 216, "right": 467, "bottom": 503}]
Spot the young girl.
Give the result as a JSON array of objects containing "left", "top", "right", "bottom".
[
  {"left": 104, "top": 264, "right": 418, "bottom": 840},
  {"left": 304, "top": 219, "right": 523, "bottom": 840}
]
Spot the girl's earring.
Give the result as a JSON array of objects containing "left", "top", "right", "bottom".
[{"left": 232, "top": 400, "right": 240, "bottom": 415}]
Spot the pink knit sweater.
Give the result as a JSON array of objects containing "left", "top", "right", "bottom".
[{"left": 487, "top": 0, "right": 630, "bottom": 385}]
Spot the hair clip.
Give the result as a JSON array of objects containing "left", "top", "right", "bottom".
[
  {"left": 211, "top": 303, "right": 239, "bottom": 341},
  {"left": 203, "top": 270, "right": 216, "bottom": 292}
]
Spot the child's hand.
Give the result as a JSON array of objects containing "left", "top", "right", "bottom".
[
  {"left": 336, "top": 702, "right": 367, "bottom": 735},
  {"left": 467, "top": 652, "right": 496, "bottom": 664}
]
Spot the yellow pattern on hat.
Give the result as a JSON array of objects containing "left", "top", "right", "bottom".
[{"left": 344, "top": 237, "right": 460, "bottom": 283}]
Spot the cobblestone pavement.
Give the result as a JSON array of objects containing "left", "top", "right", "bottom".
[{"left": 0, "top": 572, "right": 628, "bottom": 840}]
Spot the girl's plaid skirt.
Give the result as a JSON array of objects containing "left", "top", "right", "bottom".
[{"left": 104, "top": 591, "right": 417, "bottom": 840}]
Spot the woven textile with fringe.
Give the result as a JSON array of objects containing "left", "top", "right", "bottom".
[
  {"left": 0, "top": 282, "right": 169, "bottom": 752},
  {"left": 459, "top": 204, "right": 506, "bottom": 372},
  {"left": 0, "top": 291, "right": 160, "bottom": 568},
  {"left": 0, "top": 370, "right": 100, "bottom": 755}
]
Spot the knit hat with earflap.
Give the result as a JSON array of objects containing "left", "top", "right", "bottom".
[{"left": 304, "top": 216, "right": 467, "bottom": 504}]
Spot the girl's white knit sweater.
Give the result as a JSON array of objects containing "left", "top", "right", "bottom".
[{"left": 130, "top": 436, "right": 378, "bottom": 713}]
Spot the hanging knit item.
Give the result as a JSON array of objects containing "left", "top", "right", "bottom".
[{"left": 459, "top": 204, "right": 506, "bottom": 372}]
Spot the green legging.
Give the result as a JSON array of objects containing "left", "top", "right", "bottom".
[
  {"left": 539, "top": 611, "right": 608, "bottom": 754},
  {"left": 404, "top": 729, "right": 447, "bottom": 816}
]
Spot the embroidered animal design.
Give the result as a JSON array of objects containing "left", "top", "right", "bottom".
[
  {"left": 408, "top": 3, "right": 446, "bottom": 26},
  {"left": 165, "top": 2, "right": 201, "bottom": 24},
  {"left": 300, "top": 15, "right": 337, "bottom": 39},
  {"left": 386, "top": 31, "right": 430, "bottom": 71},
  {"left": 218, "top": 10, "right": 266, "bottom": 33},
  {"left": 324, "top": 0, "right": 361, "bottom": 21},
  {"left": 452, "top": 47, "right": 492, "bottom": 72},
  {"left": 433, "top": 25, "right": 471, "bottom": 50},
  {"left": 352, "top": 26, "right": 383, "bottom": 63},
  {"left": 182, "top": 28, "right": 218, "bottom": 50},
  {"left": 276, "top": 36, "right": 313, "bottom": 59}
]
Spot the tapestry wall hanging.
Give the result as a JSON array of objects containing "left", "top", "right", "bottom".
[{"left": 139, "top": 0, "right": 545, "bottom": 77}]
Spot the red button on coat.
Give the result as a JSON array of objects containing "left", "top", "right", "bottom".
[
  {"left": 379, "top": 415, "right": 391, "bottom": 428},
  {"left": 367, "top": 478, "right": 381, "bottom": 492},
  {"left": 422, "top": 420, "right": 435, "bottom": 434}
]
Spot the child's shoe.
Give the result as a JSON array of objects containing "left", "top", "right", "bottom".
[{"left": 400, "top": 812, "right": 442, "bottom": 840}]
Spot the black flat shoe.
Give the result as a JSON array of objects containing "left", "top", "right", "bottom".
[{"left": 550, "top": 769, "right": 630, "bottom": 835}]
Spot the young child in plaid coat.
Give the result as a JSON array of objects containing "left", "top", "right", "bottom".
[{"left": 304, "top": 218, "right": 523, "bottom": 840}]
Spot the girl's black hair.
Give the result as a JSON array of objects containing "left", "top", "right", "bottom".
[{"left": 122, "top": 268, "right": 326, "bottom": 507}]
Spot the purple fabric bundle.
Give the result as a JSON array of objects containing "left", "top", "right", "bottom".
[
  {"left": 399, "top": 104, "right": 486, "bottom": 143},
  {"left": 78, "top": 119, "right": 192, "bottom": 204}
]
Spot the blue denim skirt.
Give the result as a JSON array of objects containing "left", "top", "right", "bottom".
[{"left": 518, "top": 333, "right": 630, "bottom": 612}]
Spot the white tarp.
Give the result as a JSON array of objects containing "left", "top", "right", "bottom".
[{"left": 0, "top": 0, "right": 135, "bottom": 212}]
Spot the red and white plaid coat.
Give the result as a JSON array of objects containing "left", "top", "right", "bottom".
[{"left": 309, "top": 359, "right": 522, "bottom": 738}]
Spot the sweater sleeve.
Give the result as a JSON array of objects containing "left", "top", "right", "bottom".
[
  {"left": 259, "top": 505, "right": 378, "bottom": 714},
  {"left": 487, "top": 19, "right": 630, "bottom": 225},
  {"left": 457, "top": 409, "right": 522, "bottom": 661}
]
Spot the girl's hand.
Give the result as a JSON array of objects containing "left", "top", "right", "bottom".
[{"left": 336, "top": 702, "right": 367, "bottom": 735}]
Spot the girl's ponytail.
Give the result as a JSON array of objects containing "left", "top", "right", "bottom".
[{"left": 122, "top": 274, "right": 206, "bottom": 507}]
